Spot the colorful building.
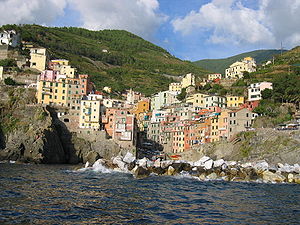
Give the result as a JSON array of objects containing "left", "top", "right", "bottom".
[
  {"left": 225, "top": 57, "right": 256, "bottom": 79},
  {"left": 226, "top": 96, "right": 244, "bottom": 108},
  {"left": 208, "top": 73, "right": 222, "bottom": 81},
  {"left": 79, "top": 97, "right": 102, "bottom": 130},
  {"left": 181, "top": 73, "right": 195, "bottom": 88},
  {"left": 248, "top": 82, "right": 273, "bottom": 101},
  {"left": 30, "top": 48, "right": 47, "bottom": 72},
  {"left": 186, "top": 93, "right": 209, "bottom": 108},
  {"left": 169, "top": 82, "right": 182, "bottom": 92}
]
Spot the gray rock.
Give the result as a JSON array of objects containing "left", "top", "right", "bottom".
[
  {"left": 213, "top": 159, "right": 225, "bottom": 168},
  {"left": 206, "top": 172, "right": 218, "bottom": 180},
  {"left": 254, "top": 160, "right": 269, "bottom": 171},
  {"left": 123, "top": 152, "right": 136, "bottom": 164},
  {"left": 134, "top": 166, "right": 150, "bottom": 178},
  {"left": 137, "top": 157, "right": 148, "bottom": 168},
  {"left": 154, "top": 158, "right": 161, "bottom": 168},
  {"left": 262, "top": 171, "right": 285, "bottom": 183},
  {"left": 160, "top": 160, "right": 173, "bottom": 169},
  {"left": 204, "top": 159, "right": 213, "bottom": 170},
  {"left": 194, "top": 156, "right": 210, "bottom": 166},
  {"left": 167, "top": 166, "right": 176, "bottom": 176}
]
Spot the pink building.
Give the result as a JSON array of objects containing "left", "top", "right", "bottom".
[{"left": 39, "top": 70, "right": 60, "bottom": 81}]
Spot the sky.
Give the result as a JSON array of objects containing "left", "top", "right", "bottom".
[{"left": 0, "top": 0, "right": 300, "bottom": 61}]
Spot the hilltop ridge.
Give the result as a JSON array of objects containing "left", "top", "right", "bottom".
[
  {"left": 1, "top": 24, "right": 208, "bottom": 96},
  {"left": 193, "top": 49, "right": 284, "bottom": 74}
]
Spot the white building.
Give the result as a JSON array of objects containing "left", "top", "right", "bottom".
[
  {"left": 181, "top": 73, "right": 195, "bottom": 88},
  {"left": 208, "top": 73, "right": 222, "bottom": 81},
  {"left": 204, "top": 95, "right": 227, "bottom": 108},
  {"left": 151, "top": 91, "right": 180, "bottom": 110},
  {"left": 248, "top": 82, "right": 273, "bottom": 101},
  {"left": 225, "top": 57, "right": 256, "bottom": 79},
  {"left": 0, "top": 30, "right": 19, "bottom": 47}
]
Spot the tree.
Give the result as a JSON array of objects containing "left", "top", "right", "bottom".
[
  {"left": 4, "top": 77, "right": 17, "bottom": 86},
  {"left": 243, "top": 71, "right": 250, "bottom": 79},
  {"left": 177, "top": 88, "right": 186, "bottom": 101},
  {"left": 261, "top": 88, "right": 273, "bottom": 99}
]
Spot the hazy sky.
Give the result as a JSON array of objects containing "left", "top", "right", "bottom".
[{"left": 1, "top": 0, "right": 299, "bottom": 61}]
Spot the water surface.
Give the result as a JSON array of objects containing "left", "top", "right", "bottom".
[{"left": 0, "top": 163, "right": 299, "bottom": 224}]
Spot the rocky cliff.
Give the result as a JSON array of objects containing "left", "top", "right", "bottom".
[
  {"left": 0, "top": 86, "right": 130, "bottom": 164},
  {"left": 180, "top": 129, "right": 300, "bottom": 165}
]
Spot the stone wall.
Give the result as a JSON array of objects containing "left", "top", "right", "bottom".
[{"left": 0, "top": 45, "right": 8, "bottom": 60}]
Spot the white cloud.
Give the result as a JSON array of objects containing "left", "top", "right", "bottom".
[
  {"left": 0, "top": 0, "right": 66, "bottom": 25},
  {"left": 0, "top": 0, "right": 165, "bottom": 40},
  {"left": 172, "top": 0, "right": 300, "bottom": 48},
  {"left": 68, "top": 0, "right": 166, "bottom": 40}
]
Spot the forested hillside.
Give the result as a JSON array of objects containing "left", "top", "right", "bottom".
[
  {"left": 1, "top": 24, "right": 208, "bottom": 96},
  {"left": 193, "top": 49, "right": 284, "bottom": 74}
]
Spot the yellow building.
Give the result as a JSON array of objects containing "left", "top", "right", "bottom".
[
  {"left": 226, "top": 96, "right": 244, "bottom": 108},
  {"left": 51, "top": 59, "right": 69, "bottom": 66},
  {"left": 181, "top": 73, "right": 195, "bottom": 88},
  {"left": 133, "top": 100, "right": 150, "bottom": 115},
  {"left": 79, "top": 99, "right": 101, "bottom": 130},
  {"left": 30, "top": 48, "right": 46, "bottom": 72},
  {"left": 208, "top": 73, "right": 222, "bottom": 81},
  {"left": 36, "top": 79, "right": 68, "bottom": 106},
  {"left": 60, "top": 65, "right": 76, "bottom": 78},
  {"left": 169, "top": 82, "right": 182, "bottom": 92},
  {"left": 186, "top": 93, "right": 209, "bottom": 107},
  {"left": 37, "top": 76, "right": 89, "bottom": 106}
]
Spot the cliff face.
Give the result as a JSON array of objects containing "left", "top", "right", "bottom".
[
  {"left": 181, "top": 129, "right": 300, "bottom": 165},
  {"left": 0, "top": 86, "right": 128, "bottom": 164}
]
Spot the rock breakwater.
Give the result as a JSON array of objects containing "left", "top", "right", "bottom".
[{"left": 85, "top": 152, "right": 300, "bottom": 184}]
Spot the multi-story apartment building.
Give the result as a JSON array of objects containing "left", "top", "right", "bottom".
[
  {"left": 208, "top": 73, "right": 222, "bottom": 81},
  {"left": 186, "top": 93, "right": 209, "bottom": 108},
  {"left": 151, "top": 91, "right": 180, "bottom": 110},
  {"left": 225, "top": 57, "right": 256, "bottom": 79},
  {"left": 169, "top": 82, "right": 182, "bottom": 92},
  {"left": 204, "top": 95, "right": 227, "bottom": 108},
  {"left": 228, "top": 108, "right": 254, "bottom": 139},
  {"left": 226, "top": 96, "right": 245, "bottom": 108},
  {"left": 30, "top": 48, "right": 47, "bottom": 72},
  {"left": 181, "top": 73, "right": 195, "bottom": 88},
  {"left": 248, "top": 82, "right": 273, "bottom": 101},
  {"left": 36, "top": 73, "right": 91, "bottom": 106},
  {"left": 79, "top": 97, "right": 102, "bottom": 130}
]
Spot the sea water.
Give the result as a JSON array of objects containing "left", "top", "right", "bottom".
[{"left": 0, "top": 163, "right": 299, "bottom": 224}]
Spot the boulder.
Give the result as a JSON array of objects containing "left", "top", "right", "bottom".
[
  {"left": 294, "top": 164, "right": 300, "bottom": 174},
  {"left": 127, "top": 161, "right": 136, "bottom": 171},
  {"left": 226, "top": 161, "right": 237, "bottom": 167},
  {"left": 83, "top": 151, "right": 101, "bottom": 165},
  {"left": 254, "top": 160, "right": 269, "bottom": 171},
  {"left": 206, "top": 172, "right": 218, "bottom": 180},
  {"left": 123, "top": 152, "right": 136, "bottom": 164},
  {"left": 262, "top": 171, "right": 285, "bottom": 183},
  {"left": 204, "top": 159, "right": 213, "bottom": 170},
  {"left": 194, "top": 156, "right": 210, "bottom": 166},
  {"left": 294, "top": 175, "right": 300, "bottom": 184},
  {"left": 112, "top": 156, "right": 127, "bottom": 171},
  {"left": 134, "top": 166, "right": 150, "bottom": 178},
  {"left": 154, "top": 158, "right": 161, "bottom": 168},
  {"left": 152, "top": 167, "right": 166, "bottom": 175},
  {"left": 136, "top": 157, "right": 148, "bottom": 168},
  {"left": 287, "top": 173, "right": 294, "bottom": 183},
  {"left": 278, "top": 164, "right": 294, "bottom": 173},
  {"left": 160, "top": 160, "right": 173, "bottom": 169},
  {"left": 199, "top": 174, "right": 206, "bottom": 181},
  {"left": 167, "top": 166, "right": 176, "bottom": 176},
  {"left": 213, "top": 159, "right": 225, "bottom": 168}
]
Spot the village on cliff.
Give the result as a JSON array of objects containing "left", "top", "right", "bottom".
[{"left": 0, "top": 29, "right": 298, "bottom": 159}]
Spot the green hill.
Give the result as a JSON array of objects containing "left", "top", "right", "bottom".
[
  {"left": 1, "top": 24, "right": 208, "bottom": 96},
  {"left": 193, "top": 49, "right": 285, "bottom": 74}
]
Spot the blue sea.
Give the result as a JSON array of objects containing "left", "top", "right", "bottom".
[{"left": 0, "top": 163, "right": 299, "bottom": 224}]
